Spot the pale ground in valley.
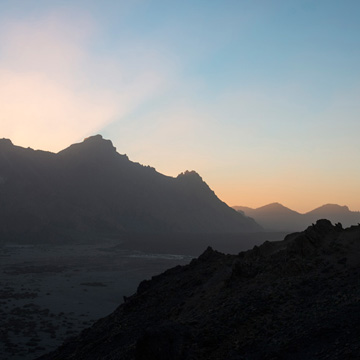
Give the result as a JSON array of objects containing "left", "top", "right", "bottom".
[
  {"left": 0, "top": 232, "right": 286, "bottom": 360},
  {"left": 0, "top": 241, "right": 193, "bottom": 360}
]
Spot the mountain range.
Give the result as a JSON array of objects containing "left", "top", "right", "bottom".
[
  {"left": 37, "top": 220, "right": 360, "bottom": 360},
  {"left": 233, "top": 202, "right": 360, "bottom": 232},
  {"left": 0, "top": 135, "right": 260, "bottom": 243}
]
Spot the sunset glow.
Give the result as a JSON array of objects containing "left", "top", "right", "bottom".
[{"left": 1, "top": 1, "right": 360, "bottom": 213}]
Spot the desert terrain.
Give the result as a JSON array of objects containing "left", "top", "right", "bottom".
[
  {"left": 0, "top": 232, "right": 286, "bottom": 359},
  {"left": 0, "top": 240, "right": 193, "bottom": 359}
]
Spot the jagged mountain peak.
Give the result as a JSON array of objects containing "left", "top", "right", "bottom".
[
  {"left": 0, "top": 138, "right": 14, "bottom": 148},
  {"left": 177, "top": 170, "right": 203, "bottom": 182},
  {"left": 176, "top": 170, "right": 215, "bottom": 196},
  {"left": 83, "top": 134, "right": 115, "bottom": 149},
  {"left": 57, "top": 134, "right": 126, "bottom": 161},
  {"left": 76, "top": 134, "right": 117, "bottom": 152}
]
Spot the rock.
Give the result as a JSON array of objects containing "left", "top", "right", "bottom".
[{"left": 36, "top": 222, "right": 360, "bottom": 360}]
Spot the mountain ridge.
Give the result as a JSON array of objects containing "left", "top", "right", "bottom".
[
  {"left": 0, "top": 135, "right": 260, "bottom": 243},
  {"left": 233, "top": 203, "right": 360, "bottom": 231}
]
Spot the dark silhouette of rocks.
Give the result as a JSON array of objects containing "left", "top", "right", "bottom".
[
  {"left": 234, "top": 202, "right": 360, "bottom": 231},
  {"left": 36, "top": 220, "right": 360, "bottom": 360},
  {"left": 0, "top": 135, "right": 260, "bottom": 243}
]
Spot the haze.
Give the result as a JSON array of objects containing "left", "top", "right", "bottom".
[{"left": 1, "top": 0, "right": 359, "bottom": 212}]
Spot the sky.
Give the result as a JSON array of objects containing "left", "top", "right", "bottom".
[{"left": 1, "top": 0, "right": 360, "bottom": 213}]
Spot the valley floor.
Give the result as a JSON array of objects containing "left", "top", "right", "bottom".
[
  {"left": 0, "top": 233, "right": 283, "bottom": 360},
  {"left": 0, "top": 232, "right": 286, "bottom": 360},
  {"left": 0, "top": 241, "right": 193, "bottom": 360}
]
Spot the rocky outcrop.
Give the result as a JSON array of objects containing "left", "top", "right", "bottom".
[{"left": 37, "top": 220, "right": 360, "bottom": 359}]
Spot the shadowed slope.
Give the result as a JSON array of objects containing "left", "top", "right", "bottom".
[
  {"left": 37, "top": 220, "right": 360, "bottom": 360},
  {"left": 0, "top": 135, "right": 260, "bottom": 243}
]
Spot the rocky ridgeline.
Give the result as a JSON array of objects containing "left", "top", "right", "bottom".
[
  {"left": 38, "top": 220, "right": 360, "bottom": 360},
  {"left": 0, "top": 136, "right": 260, "bottom": 244}
]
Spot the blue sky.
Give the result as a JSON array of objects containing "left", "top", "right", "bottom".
[{"left": 1, "top": 1, "right": 360, "bottom": 211}]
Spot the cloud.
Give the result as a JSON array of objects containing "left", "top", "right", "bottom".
[{"left": 0, "top": 9, "right": 173, "bottom": 151}]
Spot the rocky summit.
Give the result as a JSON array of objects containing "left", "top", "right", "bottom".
[
  {"left": 0, "top": 135, "right": 260, "bottom": 244},
  {"left": 38, "top": 220, "right": 360, "bottom": 360}
]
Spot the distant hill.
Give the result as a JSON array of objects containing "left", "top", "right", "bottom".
[
  {"left": 0, "top": 135, "right": 260, "bottom": 243},
  {"left": 233, "top": 202, "right": 360, "bottom": 231},
  {"left": 37, "top": 220, "right": 360, "bottom": 360}
]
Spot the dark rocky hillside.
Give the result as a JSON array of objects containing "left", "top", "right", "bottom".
[
  {"left": 38, "top": 220, "right": 360, "bottom": 360},
  {"left": 0, "top": 135, "right": 260, "bottom": 243}
]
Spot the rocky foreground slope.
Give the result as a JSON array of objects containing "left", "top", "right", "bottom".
[{"left": 38, "top": 220, "right": 360, "bottom": 360}]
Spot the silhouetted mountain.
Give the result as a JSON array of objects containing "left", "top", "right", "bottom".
[
  {"left": 305, "top": 204, "right": 360, "bottom": 226},
  {"left": 234, "top": 203, "right": 360, "bottom": 231},
  {"left": 234, "top": 203, "right": 302, "bottom": 231},
  {"left": 0, "top": 135, "right": 260, "bottom": 243},
  {"left": 37, "top": 220, "right": 360, "bottom": 360}
]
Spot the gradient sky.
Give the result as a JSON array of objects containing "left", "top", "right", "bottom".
[{"left": 1, "top": 0, "right": 360, "bottom": 212}]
